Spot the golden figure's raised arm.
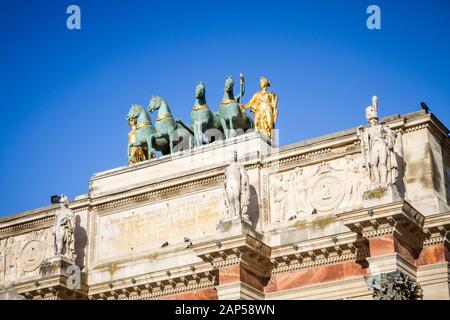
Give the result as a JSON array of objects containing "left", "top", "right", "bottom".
[{"left": 242, "top": 92, "right": 260, "bottom": 112}]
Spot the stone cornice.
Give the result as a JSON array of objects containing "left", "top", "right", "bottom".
[
  {"left": 417, "top": 261, "right": 449, "bottom": 272},
  {"left": 12, "top": 259, "right": 89, "bottom": 300},
  {"left": 87, "top": 262, "right": 216, "bottom": 300},
  {"left": 269, "top": 232, "right": 369, "bottom": 275},
  {"left": 92, "top": 170, "right": 225, "bottom": 212},
  {"left": 337, "top": 201, "right": 425, "bottom": 245},
  {"left": 194, "top": 232, "right": 371, "bottom": 278},
  {"left": 337, "top": 201, "right": 429, "bottom": 254},
  {"left": 422, "top": 211, "right": 450, "bottom": 247},
  {"left": 0, "top": 210, "right": 55, "bottom": 239},
  {"left": 195, "top": 235, "right": 273, "bottom": 277}
]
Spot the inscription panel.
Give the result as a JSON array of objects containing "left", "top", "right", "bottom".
[{"left": 96, "top": 188, "right": 225, "bottom": 261}]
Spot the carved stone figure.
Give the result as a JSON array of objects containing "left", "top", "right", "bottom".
[
  {"left": 223, "top": 151, "right": 251, "bottom": 220},
  {"left": 358, "top": 96, "right": 398, "bottom": 187},
  {"left": 216, "top": 74, "right": 253, "bottom": 139},
  {"left": 4, "top": 237, "right": 20, "bottom": 283},
  {"left": 345, "top": 155, "right": 363, "bottom": 208},
  {"left": 243, "top": 76, "right": 278, "bottom": 140},
  {"left": 368, "top": 271, "right": 423, "bottom": 300},
  {"left": 271, "top": 174, "right": 288, "bottom": 222},
  {"left": 290, "top": 168, "right": 312, "bottom": 215},
  {"left": 190, "top": 81, "right": 223, "bottom": 146},
  {"left": 148, "top": 96, "right": 194, "bottom": 154},
  {"left": 52, "top": 195, "right": 76, "bottom": 260},
  {"left": 0, "top": 238, "right": 6, "bottom": 284}
]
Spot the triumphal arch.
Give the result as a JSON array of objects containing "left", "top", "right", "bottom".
[{"left": 1, "top": 76, "right": 450, "bottom": 300}]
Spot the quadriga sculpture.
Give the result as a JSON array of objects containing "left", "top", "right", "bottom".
[
  {"left": 190, "top": 81, "right": 223, "bottom": 147},
  {"left": 148, "top": 96, "right": 194, "bottom": 154},
  {"left": 217, "top": 74, "right": 253, "bottom": 139},
  {"left": 126, "top": 104, "right": 166, "bottom": 163}
]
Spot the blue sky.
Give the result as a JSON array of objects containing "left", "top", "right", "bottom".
[{"left": 0, "top": 0, "right": 449, "bottom": 216}]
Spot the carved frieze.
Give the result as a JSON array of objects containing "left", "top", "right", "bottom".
[
  {"left": 268, "top": 156, "right": 366, "bottom": 224},
  {"left": 0, "top": 228, "right": 54, "bottom": 286},
  {"left": 20, "top": 240, "right": 46, "bottom": 272}
]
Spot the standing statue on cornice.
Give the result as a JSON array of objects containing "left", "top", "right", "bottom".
[
  {"left": 242, "top": 76, "right": 278, "bottom": 140},
  {"left": 223, "top": 151, "right": 250, "bottom": 221},
  {"left": 52, "top": 195, "right": 76, "bottom": 260},
  {"left": 357, "top": 96, "right": 398, "bottom": 187}
]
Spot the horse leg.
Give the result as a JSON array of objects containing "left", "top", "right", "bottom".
[
  {"left": 228, "top": 117, "right": 236, "bottom": 138},
  {"left": 220, "top": 117, "right": 229, "bottom": 139},
  {"left": 146, "top": 136, "right": 156, "bottom": 159},
  {"left": 196, "top": 122, "right": 203, "bottom": 146},
  {"left": 189, "top": 131, "right": 194, "bottom": 149},
  {"left": 168, "top": 129, "right": 175, "bottom": 154},
  {"left": 127, "top": 143, "right": 133, "bottom": 163},
  {"left": 201, "top": 122, "right": 208, "bottom": 144}
]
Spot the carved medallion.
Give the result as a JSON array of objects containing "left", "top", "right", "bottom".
[
  {"left": 20, "top": 240, "right": 45, "bottom": 272},
  {"left": 308, "top": 175, "right": 344, "bottom": 212}
]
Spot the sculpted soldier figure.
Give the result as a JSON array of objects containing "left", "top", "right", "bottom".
[
  {"left": 243, "top": 76, "right": 278, "bottom": 140},
  {"left": 223, "top": 151, "right": 250, "bottom": 220},
  {"left": 52, "top": 195, "right": 76, "bottom": 260},
  {"left": 358, "top": 96, "right": 398, "bottom": 187}
]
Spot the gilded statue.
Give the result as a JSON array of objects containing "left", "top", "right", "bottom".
[
  {"left": 242, "top": 76, "right": 278, "bottom": 140},
  {"left": 127, "top": 117, "right": 148, "bottom": 164}
]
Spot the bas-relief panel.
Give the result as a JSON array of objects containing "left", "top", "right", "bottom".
[
  {"left": 0, "top": 228, "right": 54, "bottom": 286},
  {"left": 96, "top": 188, "right": 225, "bottom": 262},
  {"left": 268, "top": 155, "right": 367, "bottom": 223}
]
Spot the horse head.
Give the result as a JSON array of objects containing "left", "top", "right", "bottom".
[
  {"left": 195, "top": 81, "right": 206, "bottom": 99},
  {"left": 148, "top": 96, "right": 172, "bottom": 118},
  {"left": 127, "top": 104, "right": 144, "bottom": 121},
  {"left": 148, "top": 96, "right": 162, "bottom": 113},
  {"left": 224, "top": 75, "right": 234, "bottom": 94}
]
